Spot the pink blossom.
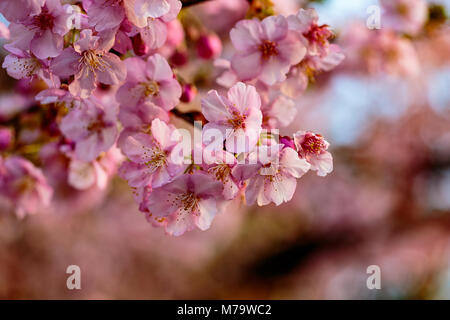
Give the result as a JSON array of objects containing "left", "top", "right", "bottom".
[
  {"left": 0, "top": 127, "right": 13, "bottom": 150},
  {"left": 259, "top": 87, "right": 297, "bottom": 129},
  {"left": 341, "top": 24, "right": 420, "bottom": 77},
  {"left": 294, "top": 131, "right": 333, "bottom": 177},
  {"left": 59, "top": 97, "right": 118, "bottom": 162},
  {"left": 282, "top": 44, "right": 345, "bottom": 98},
  {"left": 244, "top": 144, "right": 310, "bottom": 206},
  {"left": 118, "top": 101, "right": 169, "bottom": 132},
  {"left": 84, "top": 0, "right": 180, "bottom": 30},
  {"left": 230, "top": 15, "right": 306, "bottom": 85},
  {"left": 203, "top": 150, "right": 241, "bottom": 200},
  {"left": 201, "top": 82, "right": 262, "bottom": 153},
  {"left": 137, "top": 0, "right": 181, "bottom": 50},
  {"left": 4, "top": 0, "right": 75, "bottom": 59},
  {"left": 380, "top": 0, "right": 427, "bottom": 35},
  {"left": 0, "top": 0, "right": 45, "bottom": 23},
  {"left": 118, "top": 118, "right": 185, "bottom": 188},
  {"left": 144, "top": 171, "right": 223, "bottom": 236},
  {"left": 287, "top": 8, "right": 334, "bottom": 57},
  {"left": 0, "top": 155, "right": 53, "bottom": 218},
  {"left": 2, "top": 53, "right": 60, "bottom": 88},
  {"left": 51, "top": 29, "right": 126, "bottom": 98},
  {"left": 116, "top": 54, "right": 181, "bottom": 111}
]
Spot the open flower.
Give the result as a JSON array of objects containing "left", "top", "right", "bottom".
[
  {"left": 203, "top": 150, "right": 241, "bottom": 200},
  {"left": 287, "top": 8, "right": 334, "bottom": 57},
  {"left": 0, "top": 155, "right": 53, "bottom": 218},
  {"left": 244, "top": 144, "right": 310, "bottom": 206},
  {"left": 201, "top": 82, "right": 262, "bottom": 153},
  {"left": 230, "top": 15, "right": 306, "bottom": 85},
  {"left": 4, "top": 0, "right": 75, "bottom": 59},
  {"left": 380, "top": 0, "right": 427, "bottom": 35},
  {"left": 294, "top": 131, "right": 333, "bottom": 177},
  {"left": 2, "top": 53, "right": 60, "bottom": 88},
  {"left": 84, "top": 0, "right": 180, "bottom": 30},
  {"left": 0, "top": 0, "right": 45, "bottom": 23},
  {"left": 259, "top": 87, "right": 297, "bottom": 129},
  {"left": 116, "top": 54, "right": 181, "bottom": 111},
  {"left": 118, "top": 118, "right": 185, "bottom": 188},
  {"left": 281, "top": 44, "right": 345, "bottom": 98},
  {"left": 51, "top": 29, "right": 126, "bottom": 98},
  {"left": 144, "top": 171, "right": 223, "bottom": 236},
  {"left": 60, "top": 97, "right": 118, "bottom": 162}
]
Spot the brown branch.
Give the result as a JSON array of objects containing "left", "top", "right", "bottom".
[
  {"left": 181, "top": 0, "right": 213, "bottom": 7},
  {"left": 171, "top": 108, "right": 207, "bottom": 125}
]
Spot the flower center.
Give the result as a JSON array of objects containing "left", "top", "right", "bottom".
[
  {"left": 87, "top": 114, "right": 107, "bottom": 133},
  {"left": 209, "top": 164, "right": 231, "bottom": 182},
  {"left": 33, "top": 9, "right": 54, "bottom": 30},
  {"left": 228, "top": 111, "right": 247, "bottom": 129},
  {"left": 301, "top": 134, "right": 326, "bottom": 155},
  {"left": 259, "top": 40, "right": 278, "bottom": 59},
  {"left": 81, "top": 50, "right": 110, "bottom": 72},
  {"left": 397, "top": 4, "right": 409, "bottom": 16},
  {"left": 303, "top": 24, "right": 333, "bottom": 45},
  {"left": 142, "top": 81, "right": 159, "bottom": 97},
  {"left": 177, "top": 192, "right": 199, "bottom": 213},
  {"left": 143, "top": 147, "right": 167, "bottom": 169}
]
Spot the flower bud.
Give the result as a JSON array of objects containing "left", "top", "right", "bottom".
[
  {"left": 196, "top": 34, "right": 222, "bottom": 60},
  {"left": 132, "top": 34, "right": 148, "bottom": 56},
  {"left": 0, "top": 127, "right": 13, "bottom": 150},
  {"left": 180, "top": 84, "right": 197, "bottom": 103},
  {"left": 280, "top": 135, "right": 295, "bottom": 150},
  {"left": 170, "top": 50, "right": 188, "bottom": 67}
]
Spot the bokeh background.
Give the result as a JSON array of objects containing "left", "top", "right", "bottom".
[{"left": 1, "top": 0, "right": 450, "bottom": 299}]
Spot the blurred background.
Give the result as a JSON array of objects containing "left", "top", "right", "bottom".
[{"left": 1, "top": 0, "right": 450, "bottom": 299}]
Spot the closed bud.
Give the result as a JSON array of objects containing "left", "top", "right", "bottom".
[{"left": 196, "top": 34, "right": 222, "bottom": 60}]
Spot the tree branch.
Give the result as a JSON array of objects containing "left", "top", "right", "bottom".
[{"left": 181, "top": 0, "right": 213, "bottom": 7}]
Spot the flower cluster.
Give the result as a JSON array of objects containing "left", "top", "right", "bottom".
[{"left": 0, "top": 0, "right": 342, "bottom": 236}]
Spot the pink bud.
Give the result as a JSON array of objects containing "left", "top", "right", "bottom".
[
  {"left": 170, "top": 50, "right": 188, "bottom": 67},
  {"left": 120, "top": 18, "right": 133, "bottom": 33},
  {"left": 0, "top": 127, "right": 13, "bottom": 150},
  {"left": 180, "top": 84, "right": 197, "bottom": 103},
  {"left": 132, "top": 34, "right": 148, "bottom": 56},
  {"left": 196, "top": 34, "right": 222, "bottom": 60},
  {"left": 280, "top": 136, "right": 295, "bottom": 150}
]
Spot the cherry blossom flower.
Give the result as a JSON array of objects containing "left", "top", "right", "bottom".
[
  {"left": 84, "top": 0, "right": 180, "bottom": 30},
  {"left": 51, "top": 29, "right": 126, "bottom": 98},
  {"left": 244, "top": 144, "right": 310, "bottom": 206},
  {"left": 287, "top": 8, "right": 334, "bottom": 58},
  {"left": 294, "top": 131, "right": 333, "bottom": 177},
  {"left": 118, "top": 118, "right": 185, "bottom": 188},
  {"left": 0, "top": 155, "right": 53, "bottom": 218},
  {"left": 59, "top": 97, "right": 118, "bottom": 162},
  {"left": 259, "top": 87, "right": 297, "bottom": 129},
  {"left": 4, "top": 0, "right": 75, "bottom": 60},
  {"left": 116, "top": 54, "right": 181, "bottom": 111},
  {"left": 118, "top": 101, "right": 169, "bottom": 133},
  {"left": 201, "top": 82, "right": 262, "bottom": 153},
  {"left": 341, "top": 24, "right": 420, "bottom": 77},
  {"left": 282, "top": 44, "right": 345, "bottom": 98},
  {"left": 203, "top": 150, "right": 241, "bottom": 200},
  {"left": 2, "top": 53, "right": 60, "bottom": 87},
  {"left": 144, "top": 171, "right": 223, "bottom": 236},
  {"left": 0, "top": 0, "right": 45, "bottom": 23},
  {"left": 380, "top": 0, "right": 427, "bottom": 35},
  {"left": 230, "top": 15, "right": 306, "bottom": 85}
]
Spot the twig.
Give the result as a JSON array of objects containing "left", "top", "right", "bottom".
[{"left": 181, "top": 0, "right": 213, "bottom": 7}]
